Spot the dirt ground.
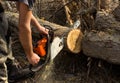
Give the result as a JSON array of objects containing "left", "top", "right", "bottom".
[
  {"left": 53, "top": 52, "right": 120, "bottom": 83},
  {"left": 12, "top": 48, "right": 120, "bottom": 83},
  {"left": 11, "top": 34, "right": 120, "bottom": 83}
]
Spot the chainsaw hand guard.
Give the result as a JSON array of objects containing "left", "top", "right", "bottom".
[{"left": 44, "top": 25, "right": 54, "bottom": 43}]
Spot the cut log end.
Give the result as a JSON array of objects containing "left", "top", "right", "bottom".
[{"left": 66, "top": 29, "right": 83, "bottom": 53}]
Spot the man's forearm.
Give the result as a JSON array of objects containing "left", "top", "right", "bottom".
[
  {"left": 19, "top": 25, "right": 33, "bottom": 56},
  {"left": 18, "top": 2, "right": 34, "bottom": 57},
  {"left": 31, "top": 14, "right": 48, "bottom": 34}
]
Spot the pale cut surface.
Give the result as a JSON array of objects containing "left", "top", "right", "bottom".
[{"left": 67, "top": 29, "right": 83, "bottom": 53}]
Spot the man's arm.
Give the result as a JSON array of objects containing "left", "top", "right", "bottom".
[
  {"left": 31, "top": 14, "right": 49, "bottom": 35},
  {"left": 18, "top": 2, "right": 40, "bottom": 65}
]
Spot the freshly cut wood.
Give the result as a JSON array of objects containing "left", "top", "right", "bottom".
[
  {"left": 51, "top": 28, "right": 83, "bottom": 53},
  {"left": 64, "top": 29, "right": 83, "bottom": 53}
]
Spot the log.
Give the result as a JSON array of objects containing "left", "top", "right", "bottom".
[
  {"left": 63, "top": 29, "right": 83, "bottom": 53},
  {"left": 62, "top": 0, "right": 73, "bottom": 26},
  {"left": 82, "top": 8, "right": 120, "bottom": 64},
  {"left": 82, "top": 30, "right": 120, "bottom": 64},
  {"left": 95, "top": 10, "right": 120, "bottom": 31},
  {"left": 6, "top": 12, "right": 83, "bottom": 54},
  {"left": 100, "top": 0, "right": 119, "bottom": 11},
  {"left": 113, "top": 5, "right": 120, "bottom": 22},
  {"left": 5, "top": 12, "right": 83, "bottom": 82}
]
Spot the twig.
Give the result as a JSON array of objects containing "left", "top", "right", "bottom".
[
  {"left": 62, "top": 0, "right": 73, "bottom": 26},
  {"left": 48, "top": 0, "right": 74, "bottom": 20}
]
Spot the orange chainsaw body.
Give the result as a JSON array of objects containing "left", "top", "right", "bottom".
[{"left": 34, "top": 37, "right": 47, "bottom": 57}]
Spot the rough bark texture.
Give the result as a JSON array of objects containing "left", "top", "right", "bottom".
[
  {"left": 95, "top": 10, "right": 120, "bottom": 31},
  {"left": 113, "top": 5, "right": 120, "bottom": 22},
  {"left": 82, "top": 30, "right": 120, "bottom": 64},
  {"left": 82, "top": 2, "right": 120, "bottom": 64}
]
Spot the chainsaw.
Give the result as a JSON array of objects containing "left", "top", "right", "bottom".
[{"left": 8, "top": 25, "right": 64, "bottom": 82}]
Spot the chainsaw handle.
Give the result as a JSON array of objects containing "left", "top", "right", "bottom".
[
  {"left": 29, "top": 34, "right": 50, "bottom": 72},
  {"left": 29, "top": 59, "right": 46, "bottom": 72},
  {"left": 44, "top": 25, "right": 54, "bottom": 43}
]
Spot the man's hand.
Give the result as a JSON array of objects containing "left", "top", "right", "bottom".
[
  {"left": 42, "top": 26, "right": 49, "bottom": 35},
  {"left": 31, "top": 14, "right": 49, "bottom": 35},
  {"left": 27, "top": 53, "right": 40, "bottom": 66}
]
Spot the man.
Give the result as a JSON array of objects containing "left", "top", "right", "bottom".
[
  {"left": 0, "top": 0, "right": 48, "bottom": 82},
  {"left": 17, "top": 0, "right": 49, "bottom": 66}
]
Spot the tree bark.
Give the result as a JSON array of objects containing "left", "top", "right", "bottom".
[
  {"left": 82, "top": 9, "right": 120, "bottom": 64},
  {"left": 82, "top": 30, "right": 120, "bottom": 64}
]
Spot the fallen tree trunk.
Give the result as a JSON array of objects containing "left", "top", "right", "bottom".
[
  {"left": 6, "top": 12, "right": 83, "bottom": 82},
  {"left": 82, "top": 30, "right": 120, "bottom": 64},
  {"left": 82, "top": 10, "right": 120, "bottom": 64},
  {"left": 5, "top": 13, "right": 83, "bottom": 74},
  {"left": 6, "top": 12, "right": 83, "bottom": 54}
]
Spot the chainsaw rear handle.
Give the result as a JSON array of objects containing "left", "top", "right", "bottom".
[
  {"left": 31, "top": 25, "right": 54, "bottom": 70},
  {"left": 30, "top": 34, "right": 51, "bottom": 72}
]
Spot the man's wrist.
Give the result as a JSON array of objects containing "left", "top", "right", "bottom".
[{"left": 26, "top": 51, "right": 34, "bottom": 57}]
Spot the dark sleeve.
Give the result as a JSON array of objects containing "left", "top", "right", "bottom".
[
  {"left": 18, "top": 0, "right": 35, "bottom": 9},
  {"left": 0, "top": 3, "right": 4, "bottom": 13},
  {"left": 2, "top": 0, "right": 35, "bottom": 9}
]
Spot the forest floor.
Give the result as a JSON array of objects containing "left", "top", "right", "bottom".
[{"left": 33, "top": 51, "right": 120, "bottom": 83}]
